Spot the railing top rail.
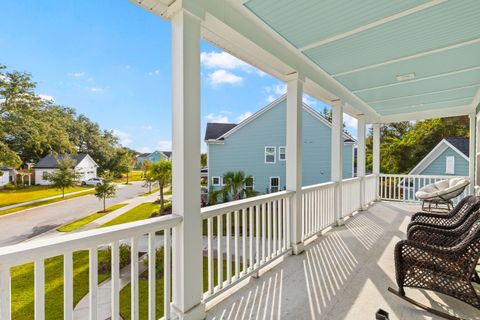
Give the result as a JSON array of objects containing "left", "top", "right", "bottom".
[
  {"left": 201, "top": 190, "right": 294, "bottom": 219},
  {"left": 0, "top": 214, "right": 183, "bottom": 267},
  {"left": 364, "top": 174, "right": 377, "bottom": 178},
  {"left": 379, "top": 174, "right": 468, "bottom": 179},
  {"left": 342, "top": 177, "right": 360, "bottom": 183},
  {"left": 302, "top": 181, "right": 337, "bottom": 192}
]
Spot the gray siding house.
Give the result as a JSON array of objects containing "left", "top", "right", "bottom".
[{"left": 206, "top": 96, "right": 356, "bottom": 194}]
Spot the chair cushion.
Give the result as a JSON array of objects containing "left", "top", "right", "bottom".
[{"left": 415, "top": 178, "right": 469, "bottom": 200}]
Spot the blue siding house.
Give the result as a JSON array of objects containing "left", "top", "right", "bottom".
[
  {"left": 136, "top": 151, "right": 172, "bottom": 168},
  {"left": 206, "top": 96, "right": 356, "bottom": 194},
  {"left": 407, "top": 137, "right": 469, "bottom": 177}
]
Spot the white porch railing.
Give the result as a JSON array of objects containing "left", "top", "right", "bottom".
[
  {"left": 200, "top": 190, "right": 294, "bottom": 301},
  {"left": 341, "top": 177, "right": 361, "bottom": 218},
  {"left": 378, "top": 174, "right": 469, "bottom": 202},
  {"left": 301, "top": 182, "right": 336, "bottom": 240},
  {"left": 0, "top": 215, "right": 181, "bottom": 320},
  {"left": 364, "top": 174, "right": 377, "bottom": 204}
]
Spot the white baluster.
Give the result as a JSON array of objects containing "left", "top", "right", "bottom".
[{"left": 64, "top": 251, "right": 73, "bottom": 320}]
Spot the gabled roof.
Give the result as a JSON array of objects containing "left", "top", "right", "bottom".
[
  {"left": 137, "top": 153, "right": 151, "bottom": 158},
  {"left": 0, "top": 166, "right": 13, "bottom": 171},
  {"left": 161, "top": 151, "right": 172, "bottom": 158},
  {"left": 444, "top": 137, "right": 469, "bottom": 157},
  {"left": 205, "top": 123, "right": 238, "bottom": 141},
  {"left": 205, "top": 95, "right": 356, "bottom": 143},
  {"left": 408, "top": 137, "right": 469, "bottom": 175},
  {"left": 35, "top": 154, "right": 96, "bottom": 169}
]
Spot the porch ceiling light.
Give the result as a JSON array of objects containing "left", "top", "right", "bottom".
[{"left": 396, "top": 73, "right": 416, "bottom": 82}]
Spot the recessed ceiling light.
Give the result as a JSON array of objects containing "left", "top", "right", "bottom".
[{"left": 396, "top": 73, "right": 416, "bottom": 82}]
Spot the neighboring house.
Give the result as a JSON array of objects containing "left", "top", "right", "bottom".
[
  {"left": 206, "top": 96, "right": 356, "bottom": 195},
  {"left": 34, "top": 154, "right": 98, "bottom": 186},
  {"left": 407, "top": 137, "right": 469, "bottom": 177},
  {"left": 136, "top": 151, "right": 172, "bottom": 167},
  {"left": 0, "top": 167, "right": 14, "bottom": 187}
]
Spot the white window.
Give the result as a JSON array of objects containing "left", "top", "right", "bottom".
[
  {"left": 212, "top": 176, "right": 222, "bottom": 186},
  {"left": 246, "top": 177, "right": 254, "bottom": 191},
  {"left": 269, "top": 177, "right": 280, "bottom": 193},
  {"left": 279, "top": 146, "right": 286, "bottom": 161},
  {"left": 445, "top": 156, "right": 455, "bottom": 174},
  {"left": 42, "top": 171, "right": 48, "bottom": 180},
  {"left": 265, "top": 146, "right": 276, "bottom": 164}
]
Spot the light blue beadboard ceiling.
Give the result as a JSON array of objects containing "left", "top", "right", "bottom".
[{"left": 245, "top": 0, "right": 480, "bottom": 117}]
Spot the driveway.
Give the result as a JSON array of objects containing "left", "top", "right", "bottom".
[{"left": 0, "top": 182, "right": 152, "bottom": 247}]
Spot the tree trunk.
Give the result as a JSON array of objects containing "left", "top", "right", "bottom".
[
  {"left": 103, "top": 196, "right": 106, "bottom": 212},
  {"left": 159, "top": 183, "right": 164, "bottom": 215},
  {"left": 62, "top": 187, "right": 65, "bottom": 198},
  {"left": 126, "top": 171, "right": 129, "bottom": 184}
]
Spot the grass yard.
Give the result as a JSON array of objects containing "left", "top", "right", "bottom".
[
  {"left": 0, "top": 185, "right": 92, "bottom": 208},
  {"left": 0, "top": 189, "right": 97, "bottom": 216},
  {"left": 115, "top": 170, "right": 144, "bottom": 183},
  {"left": 57, "top": 203, "right": 128, "bottom": 232},
  {"left": 120, "top": 256, "right": 234, "bottom": 320},
  {"left": 11, "top": 250, "right": 110, "bottom": 319},
  {"left": 99, "top": 202, "right": 160, "bottom": 228}
]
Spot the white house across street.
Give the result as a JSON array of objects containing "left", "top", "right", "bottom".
[{"left": 34, "top": 154, "right": 98, "bottom": 185}]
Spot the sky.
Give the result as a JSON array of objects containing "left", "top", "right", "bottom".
[{"left": 0, "top": 0, "right": 358, "bottom": 153}]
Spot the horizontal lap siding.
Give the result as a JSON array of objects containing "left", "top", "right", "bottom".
[
  {"left": 420, "top": 147, "right": 469, "bottom": 176},
  {"left": 208, "top": 100, "right": 355, "bottom": 194}
]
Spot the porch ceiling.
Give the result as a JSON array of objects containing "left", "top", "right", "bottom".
[{"left": 244, "top": 0, "right": 480, "bottom": 119}]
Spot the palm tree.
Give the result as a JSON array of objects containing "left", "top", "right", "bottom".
[
  {"left": 222, "top": 171, "right": 254, "bottom": 201},
  {"left": 94, "top": 178, "right": 117, "bottom": 212},
  {"left": 150, "top": 160, "right": 172, "bottom": 215}
]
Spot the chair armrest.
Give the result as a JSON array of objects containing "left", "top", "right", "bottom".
[{"left": 407, "top": 225, "right": 463, "bottom": 246}]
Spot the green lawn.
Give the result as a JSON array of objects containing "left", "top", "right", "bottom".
[
  {"left": 120, "top": 256, "right": 233, "bottom": 319},
  {"left": 115, "top": 171, "right": 144, "bottom": 183},
  {"left": 0, "top": 185, "right": 93, "bottom": 208},
  {"left": 0, "top": 189, "right": 97, "bottom": 216},
  {"left": 99, "top": 202, "right": 160, "bottom": 228},
  {"left": 57, "top": 204, "right": 128, "bottom": 232},
  {"left": 11, "top": 250, "right": 110, "bottom": 319}
]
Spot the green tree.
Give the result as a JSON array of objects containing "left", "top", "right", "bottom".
[
  {"left": 201, "top": 153, "right": 207, "bottom": 168},
  {"left": 112, "top": 148, "right": 135, "bottom": 183},
  {"left": 45, "top": 156, "right": 80, "bottom": 198},
  {"left": 222, "top": 171, "right": 254, "bottom": 201},
  {"left": 150, "top": 160, "right": 172, "bottom": 215},
  {"left": 94, "top": 177, "right": 117, "bottom": 212},
  {"left": 140, "top": 159, "right": 151, "bottom": 177},
  {"left": 142, "top": 167, "right": 156, "bottom": 194}
]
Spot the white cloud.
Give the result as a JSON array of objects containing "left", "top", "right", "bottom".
[
  {"left": 205, "top": 112, "right": 230, "bottom": 123},
  {"left": 148, "top": 70, "right": 161, "bottom": 76},
  {"left": 69, "top": 72, "right": 86, "bottom": 78},
  {"left": 208, "top": 70, "right": 243, "bottom": 87},
  {"left": 302, "top": 94, "right": 317, "bottom": 106},
  {"left": 266, "top": 95, "right": 276, "bottom": 103},
  {"left": 343, "top": 113, "right": 358, "bottom": 128},
  {"left": 158, "top": 140, "right": 172, "bottom": 151},
  {"left": 237, "top": 112, "right": 253, "bottom": 122},
  {"left": 138, "top": 146, "right": 153, "bottom": 153},
  {"left": 112, "top": 129, "right": 133, "bottom": 146},
  {"left": 201, "top": 51, "right": 265, "bottom": 76},
  {"left": 90, "top": 87, "right": 104, "bottom": 93},
  {"left": 140, "top": 125, "right": 153, "bottom": 130},
  {"left": 38, "top": 94, "right": 55, "bottom": 103}
]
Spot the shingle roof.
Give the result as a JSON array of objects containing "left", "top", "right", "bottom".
[
  {"left": 0, "top": 166, "right": 13, "bottom": 170},
  {"left": 162, "top": 151, "right": 172, "bottom": 158},
  {"left": 445, "top": 137, "right": 469, "bottom": 157},
  {"left": 205, "top": 123, "right": 238, "bottom": 140},
  {"left": 137, "top": 153, "right": 151, "bottom": 158},
  {"left": 35, "top": 154, "right": 90, "bottom": 169}
]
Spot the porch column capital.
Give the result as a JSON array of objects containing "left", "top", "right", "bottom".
[
  {"left": 166, "top": 0, "right": 205, "bottom": 21},
  {"left": 285, "top": 72, "right": 305, "bottom": 83}
]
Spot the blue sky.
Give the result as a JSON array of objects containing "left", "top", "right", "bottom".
[{"left": 0, "top": 0, "right": 358, "bottom": 153}]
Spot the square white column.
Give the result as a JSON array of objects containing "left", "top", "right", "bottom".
[
  {"left": 171, "top": 8, "right": 205, "bottom": 320},
  {"left": 469, "top": 113, "right": 476, "bottom": 194},
  {"left": 372, "top": 123, "right": 381, "bottom": 200},
  {"left": 331, "top": 101, "right": 343, "bottom": 224},
  {"left": 357, "top": 117, "right": 366, "bottom": 209},
  {"left": 286, "top": 73, "right": 304, "bottom": 255}
]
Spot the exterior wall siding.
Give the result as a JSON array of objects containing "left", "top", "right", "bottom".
[
  {"left": 420, "top": 147, "right": 469, "bottom": 176},
  {"left": 208, "top": 100, "right": 355, "bottom": 194},
  {"left": 0, "top": 171, "right": 10, "bottom": 187}
]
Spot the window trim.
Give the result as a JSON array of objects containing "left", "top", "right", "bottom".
[
  {"left": 279, "top": 146, "right": 286, "bottom": 161},
  {"left": 265, "top": 146, "right": 276, "bottom": 164},
  {"left": 445, "top": 156, "right": 455, "bottom": 174},
  {"left": 212, "top": 176, "right": 222, "bottom": 186},
  {"left": 269, "top": 176, "right": 280, "bottom": 192},
  {"left": 245, "top": 176, "right": 255, "bottom": 191}
]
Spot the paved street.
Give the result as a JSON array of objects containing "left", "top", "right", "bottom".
[{"left": 0, "top": 182, "right": 152, "bottom": 247}]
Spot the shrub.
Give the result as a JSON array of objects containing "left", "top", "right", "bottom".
[
  {"left": 142, "top": 247, "right": 165, "bottom": 278},
  {"left": 3, "top": 182, "right": 16, "bottom": 190},
  {"left": 98, "top": 244, "right": 131, "bottom": 274}
]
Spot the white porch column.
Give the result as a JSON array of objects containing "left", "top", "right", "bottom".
[
  {"left": 331, "top": 100, "right": 344, "bottom": 225},
  {"left": 372, "top": 123, "right": 381, "bottom": 200},
  {"left": 357, "top": 117, "right": 366, "bottom": 209},
  {"left": 469, "top": 113, "right": 476, "bottom": 194},
  {"left": 171, "top": 7, "right": 205, "bottom": 320},
  {"left": 286, "top": 73, "right": 304, "bottom": 255}
]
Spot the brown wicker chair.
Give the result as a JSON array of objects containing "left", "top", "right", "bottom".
[
  {"left": 393, "top": 218, "right": 480, "bottom": 309},
  {"left": 407, "top": 195, "right": 480, "bottom": 232}
]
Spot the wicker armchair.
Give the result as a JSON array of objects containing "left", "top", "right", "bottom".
[
  {"left": 394, "top": 218, "right": 480, "bottom": 309},
  {"left": 407, "top": 195, "right": 480, "bottom": 232}
]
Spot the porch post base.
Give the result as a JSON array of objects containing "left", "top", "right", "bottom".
[
  {"left": 291, "top": 242, "right": 304, "bottom": 255},
  {"left": 335, "top": 218, "right": 345, "bottom": 226},
  {"left": 172, "top": 302, "right": 206, "bottom": 320}
]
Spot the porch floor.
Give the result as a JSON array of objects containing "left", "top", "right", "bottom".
[{"left": 205, "top": 202, "right": 480, "bottom": 320}]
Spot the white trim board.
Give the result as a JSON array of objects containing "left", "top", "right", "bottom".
[{"left": 408, "top": 138, "right": 469, "bottom": 175}]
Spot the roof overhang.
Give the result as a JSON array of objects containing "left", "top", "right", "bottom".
[{"left": 130, "top": 0, "right": 480, "bottom": 123}]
